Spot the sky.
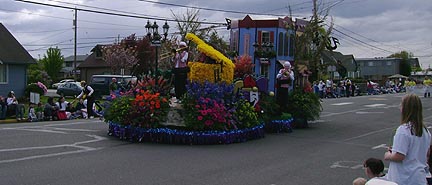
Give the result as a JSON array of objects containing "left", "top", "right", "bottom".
[{"left": 1, "top": 0, "right": 432, "bottom": 68}]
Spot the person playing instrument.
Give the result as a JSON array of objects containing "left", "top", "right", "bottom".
[
  {"left": 276, "top": 61, "right": 294, "bottom": 110},
  {"left": 77, "top": 81, "right": 95, "bottom": 118},
  {"left": 172, "top": 41, "right": 189, "bottom": 102}
]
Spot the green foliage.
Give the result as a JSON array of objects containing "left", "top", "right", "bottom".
[
  {"left": 233, "top": 99, "right": 259, "bottom": 129},
  {"left": 256, "top": 93, "right": 281, "bottom": 123},
  {"left": 104, "top": 96, "right": 134, "bottom": 125},
  {"left": 27, "top": 62, "right": 53, "bottom": 86},
  {"left": 40, "top": 47, "right": 64, "bottom": 82},
  {"left": 24, "top": 83, "right": 44, "bottom": 96},
  {"left": 287, "top": 89, "right": 322, "bottom": 121},
  {"left": 388, "top": 51, "right": 414, "bottom": 77}
]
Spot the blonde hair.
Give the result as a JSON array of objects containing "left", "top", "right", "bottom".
[{"left": 401, "top": 94, "right": 425, "bottom": 136}]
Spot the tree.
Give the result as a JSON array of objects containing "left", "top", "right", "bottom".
[
  {"left": 27, "top": 61, "right": 52, "bottom": 86},
  {"left": 387, "top": 51, "right": 413, "bottom": 77},
  {"left": 102, "top": 36, "right": 139, "bottom": 75},
  {"left": 40, "top": 47, "right": 64, "bottom": 82},
  {"left": 286, "top": 0, "right": 335, "bottom": 82}
]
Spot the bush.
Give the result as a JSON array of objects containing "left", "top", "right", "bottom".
[{"left": 287, "top": 89, "right": 322, "bottom": 121}]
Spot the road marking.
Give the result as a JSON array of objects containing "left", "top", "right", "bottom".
[
  {"left": 343, "top": 127, "right": 396, "bottom": 142},
  {"left": 355, "top": 111, "right": 384, "bottom": 114},
  {"left": 0, "top": 135, "right": 107, "bottom": 164},
  {"left": 372, "top": 144, "right": 388, "bottom": 149},
  {"left": 3, "top": 128, "right": 67, "bottom": 134},
  {"left": 364, "top": 104, "right": 386, "bottom": 107},
  {"left": 369, "top": 98, "right": 387, "bottom": 100},
  {"left": 331, "top": 102, "right": 354, "bottom": 106}
]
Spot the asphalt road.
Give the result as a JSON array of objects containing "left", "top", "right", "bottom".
[{"left": 1, "top": 92, "right": 431, "bottom": 185}]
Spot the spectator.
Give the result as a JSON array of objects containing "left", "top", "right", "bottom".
[
  {"left": 28, "top": 102, "right": 37, "bottom": 122},
  {"left": 109, "top": 78, "right": 118, "bottom": 93},
  {"left": 0, "top": 96, "right": 7, "bottom": 120},
  {"left": 6, "top": 91, "right": 25, "bottom": 121},
  {"left": 44, "top": 97, "right": 58, "bottom": 121},
  {"left": 384, "top": 94, "right": 431, "bottom": 184},
  {"left": 35, "top": 102, "right": 44, "bottom": 121},
  {"left": 56, "top": 96, "right": 71, "bottom": 119}
]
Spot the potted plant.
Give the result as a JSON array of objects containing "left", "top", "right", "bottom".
[{"left": 286, "top": 88, "right": 322, "bottom": 128}]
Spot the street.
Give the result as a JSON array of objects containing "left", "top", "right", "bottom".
[{"left": 1, "top": 93, "right": 431, "bottom": 185}]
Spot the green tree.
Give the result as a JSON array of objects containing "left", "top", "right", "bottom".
[
  {"left": 28, "top": 60, "right": 53, "bottom": 86},
  {"left": 40, "top": 47, "right": 64, "bottom": 82},
  {"left": 387, "top": 51, "right": 413, "bottom": 77},
  {"left": 287, "top": 0, "right": 334, "bottom": 82}
]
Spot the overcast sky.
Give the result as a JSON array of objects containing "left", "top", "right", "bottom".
[{"left": 1, "top": 0, "right": 432, "bottom": 68}]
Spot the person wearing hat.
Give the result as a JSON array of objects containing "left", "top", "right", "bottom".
[
  {"left": 172, "top": 41, "right": 189, "bottom": 102},
  {"left": 6, "top": 91, "right": 25, "bottom": 121},
  {"left": 276, "top": 61, "right": 294, "bottom": 109},
  {"left": 77, "top": 81, "right": 95, "bottom": 118}
]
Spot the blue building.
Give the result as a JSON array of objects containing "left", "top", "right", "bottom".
[{"left": 230, "top": 15, "right": 306, "bottom": 92}]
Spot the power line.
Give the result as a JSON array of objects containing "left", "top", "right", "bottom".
[
  {"left": 15, "top": 0, "right": 226, "bottom": 25},
  {"left": 138, "top": 0, "right": 287, "bottom": 17}
]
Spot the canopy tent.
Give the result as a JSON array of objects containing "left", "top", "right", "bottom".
[{"left": 388, "top": 74, "right": 408, "bottom": 79}]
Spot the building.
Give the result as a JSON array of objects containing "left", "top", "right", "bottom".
[
  {"left": 78, "top": 45, "right": 131, "bottom": 83},
  {"left": 230, "top": 15, "right": 298, "bottom": 92},
  {"left": 60, "top": 54, "right": 88, "bottom": 78},
  {"left": 321, "top": 50, "right": 358, "bottom": 80},
  {"left": 356, "top": 57, "right": 420, "bottom": 83},
  {"left": 0, "top": 23, "right": 36, "bottom": 97}
]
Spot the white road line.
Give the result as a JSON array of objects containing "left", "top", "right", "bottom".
[
  {"left": 331, "top": 102, "right": 354, "bottom": 106},
  {"left": 0, "top": 135, "right": 107, "bottom": 164},
  {"left": 5, "top": 128, "right": 67, "bottom": 134},
  {"left": 356, "top": 111, "right": 384, "bottom": 114},
  {"left": 364, "top": 104, "right": 386, "bottom": 107},
  {"left": 343, "top": 127, "right": 396, "bottom": 142},
  {"left": 372, "top": 144, "right": 388, "bottom": 149}
]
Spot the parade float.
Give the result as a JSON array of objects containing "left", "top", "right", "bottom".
[{"left": 106, "top": 33, "right": 296, "bottom": 145}]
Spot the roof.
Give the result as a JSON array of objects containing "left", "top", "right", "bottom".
[
  {"left": 64, "top": 55, "right": 89, "bottom": 62},
  {"left": 0, "top": 23, "right": 36, "bottom": 64},
  {"left": 321, "top": 50, "right": 357, "bottom": 71},
  {"left": 77, "top": 52, "right": 110, "bottom": 68}
]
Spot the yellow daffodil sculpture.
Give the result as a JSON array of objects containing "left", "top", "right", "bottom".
[{"left": 185, "top": 33, "right": 235, "bottom": 84}]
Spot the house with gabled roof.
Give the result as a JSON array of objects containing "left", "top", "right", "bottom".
[
  {"left": 61, "top": 54, "right": 88, "bottom": 78},
  {"left": 0, "top": 23, "right": 36, "bottom": 97}
]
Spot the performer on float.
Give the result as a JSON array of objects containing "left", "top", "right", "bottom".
[
  {"left": 276, "top": 61, "right": 294, "bottom": 109},
  {"left": 172, "top": 41, "right": 189, "bottom": 102},
  {"left": 423, "top": 76, "right": 432, "bottom": 98}
]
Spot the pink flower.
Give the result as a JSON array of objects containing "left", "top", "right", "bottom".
[
  {"left": 197, "top": 116, "right": 203, "bottom": 121},
  {"left": 204, "top": 120, "right": 213, "bottom": 126}
]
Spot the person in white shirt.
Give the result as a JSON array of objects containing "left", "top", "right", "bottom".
[
  {"left": 384, "top": 94, "right": 431, "bottom": 185},
  {"left": 6, "top": 91, "right": 25, "bottom": 121},
  {"left": 56, "top": 96, "right": 71, "bottom": 119}
]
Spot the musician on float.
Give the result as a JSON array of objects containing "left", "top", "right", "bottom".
[
  {"left": 276, "top": 61, "right": 295, "bottom": 109},
  {"left": 172, "top": 41, "right": 189, "bottom": 102}
]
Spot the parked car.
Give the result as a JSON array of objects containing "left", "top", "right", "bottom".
[
  {"left": 52, "top": 79, "right": 78, "bottom": 89},
  {"left": 56, "top": 82, "right": 83, "bottom": 97},
  {"left": 90, "top": 75, "right": 137, "bottom": 99}
]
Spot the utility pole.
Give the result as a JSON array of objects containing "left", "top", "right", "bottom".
[{"left": 73, "top": 8, "right": 77, "bottom": 80}]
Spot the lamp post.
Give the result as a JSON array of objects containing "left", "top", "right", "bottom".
[{"left": 145, "top": 20, "right": 169, "bottom": 84}]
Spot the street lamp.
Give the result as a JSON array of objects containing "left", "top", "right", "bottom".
[{"left": 145, "top": 20, "right": 169, "bottom": 84}]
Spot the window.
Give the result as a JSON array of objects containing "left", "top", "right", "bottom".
[
  {"left": 244, "top": 34, "right": 250, "bottom": 56},
  {"left": 0, "top": 63, "right": 7, "bottom": 83},
  {"left": 278, "top": 32, "right": 283, "bottom": 56},
  {"left": 288, "top": 34, "right": 295, "bottom": 57},
  {"left": 284, "top": 33, "right": 289, "bottom": 56},
  {"left": 368, "top": 61, "right": 374, "bottom": 66},
  {"left": 261, "top": 31, "right": 270, "bottom": 43},
  {"left": 260, "top": 64, "right": 269, "bottom": 78},
  {"left": 386, "top": 61, "right": 392, "bottom": 66},
  {"left": 231, "top": 30, "right": 238, "bottom": 52},
  {"left": 65, "top": 62, "right": 73, "bottom": 67}
]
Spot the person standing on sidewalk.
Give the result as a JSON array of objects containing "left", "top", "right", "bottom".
[
  {"left": 77, "top": 81, "right": 95, "bottom": 118},
  {"left": 384, "top": 94, "right": 431, "bottom": 184},
  {"left": 423, "top": 77, "right": 432, "bottom": 98}
]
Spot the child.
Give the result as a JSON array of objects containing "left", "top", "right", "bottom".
[
  {"left": 28, "top": 102, "right": 37, "bottom": 122},
  {"left": 35, "top": 102, "right": 44, "bottom": 121}
]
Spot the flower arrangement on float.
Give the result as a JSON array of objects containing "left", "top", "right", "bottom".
[{"left": 106, "top": 33, "right": 266, "bottom": 145}]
